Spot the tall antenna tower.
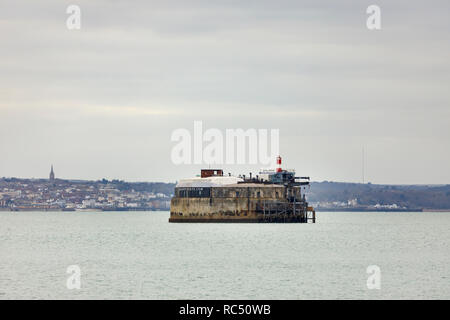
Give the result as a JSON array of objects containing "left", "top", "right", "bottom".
[{"left": 362, "top": 147, "right": 365, "bottom": 184}]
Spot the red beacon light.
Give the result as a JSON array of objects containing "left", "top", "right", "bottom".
[{"left": 276, "top": 155, "right": 282, "bottom": 172}]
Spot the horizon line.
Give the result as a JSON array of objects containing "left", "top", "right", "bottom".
[{"left": 1, "top": 176, "right": 448, "bottom": 187}]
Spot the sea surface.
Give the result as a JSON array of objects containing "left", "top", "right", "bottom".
[{"left": 0, "top": 211, "right": 449, "bottom": 299}]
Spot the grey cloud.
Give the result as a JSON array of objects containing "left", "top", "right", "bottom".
[{"left": 0, "top": 0, "right": 449, "bottom": 184}]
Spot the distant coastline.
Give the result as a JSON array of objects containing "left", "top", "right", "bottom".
[
  {"left": 315, "top": 208, "right": 449, "bottom": 212},
  {"left": 1, "top": 177, "right": 449, "bottom": 213},
  {"left": 2, "top": 208, "right": 449, "bottom": 213},
  {"left": 0, "top": 177, "right": 172, "bottom": 212},
  {"left": 0, "top": 207, "right": 168, "bottom": 212}
]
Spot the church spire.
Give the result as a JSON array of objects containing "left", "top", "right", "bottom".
[{"left": 49, "top": 165, "right": 55, "bottom": 181}]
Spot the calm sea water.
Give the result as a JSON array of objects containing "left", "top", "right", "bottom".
[{"left": 0, "top": 211, "right": 449, "bottom": 299}]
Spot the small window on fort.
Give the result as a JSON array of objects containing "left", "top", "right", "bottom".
[
  {"left": 257, "top": 191, "right": 261, "bottom": 198},
  {"left": 276, "top": 192, "right": 279, "bottom": 198}
]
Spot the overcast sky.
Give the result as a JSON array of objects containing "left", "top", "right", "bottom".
[{"left": 0, "top": 0, "right": 449, "bottom": 184}]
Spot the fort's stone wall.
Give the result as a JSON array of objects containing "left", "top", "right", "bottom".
[{"left": 170, "top": 184, "right": 304, "bottom": 222}]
